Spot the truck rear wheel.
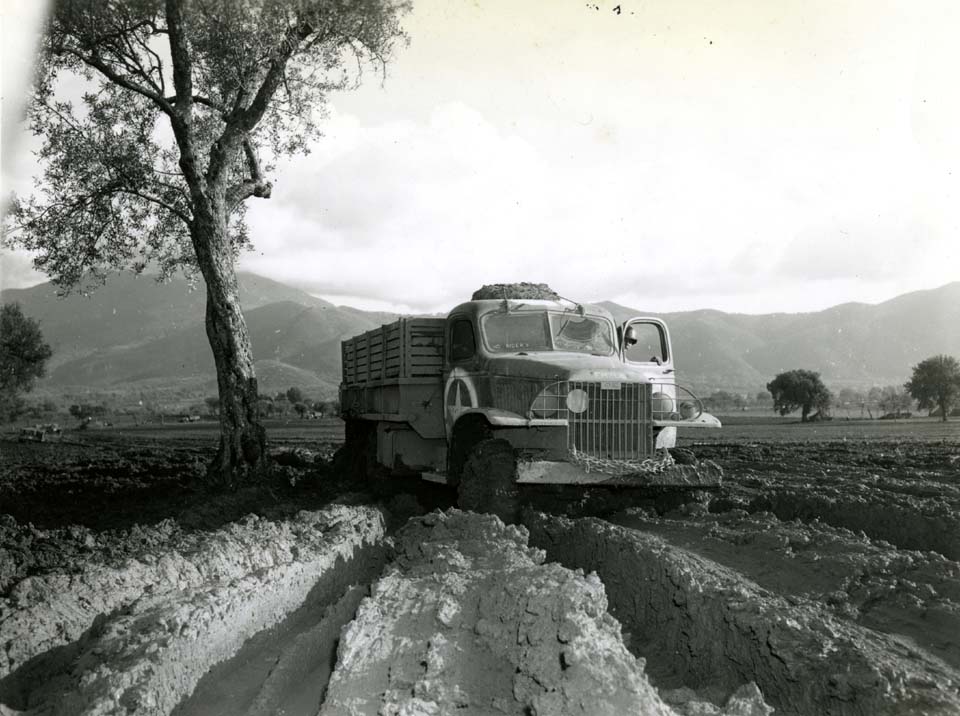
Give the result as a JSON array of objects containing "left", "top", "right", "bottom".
[{"left": 457, "top": 438, "right": 520, "bottom": 524}]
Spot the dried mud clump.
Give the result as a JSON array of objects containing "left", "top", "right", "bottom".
[
  {"left": 321, "top": 509, "right": 677, "bottom": 715},
  {"left": 471, "top": 283, "right": 561, "bottom": 301}
]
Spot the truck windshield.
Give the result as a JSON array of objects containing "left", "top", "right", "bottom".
[{"left": 482, "top": 312, "right": 615, "bottom": 355}]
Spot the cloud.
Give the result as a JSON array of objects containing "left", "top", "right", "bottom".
[
  {"left": 235, "top": 93, "right": 959, "bottom": 315},
  {"left": 0, "top": 250, "right": 46, "bottom": 292},
  {"left": 4, "top": 0, "right": 958, "bottom": 318}
]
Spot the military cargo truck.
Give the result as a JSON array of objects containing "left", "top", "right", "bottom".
[{"left": 339, "top": 288, "right": 721, "bottom": 519}]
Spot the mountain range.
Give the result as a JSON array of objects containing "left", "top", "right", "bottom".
[{"left": 3, "top": 272, "right": 959, "bottom": 398}]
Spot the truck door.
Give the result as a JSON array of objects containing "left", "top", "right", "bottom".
[
  {"left": 444, "top": 315, "right": 480, "bottom": 437},
  {"left": 620, "top": 317, "right": 720, "bottom": 429},
  {"left": 620, "top": 317, "right": 676, "bottom": 418}
]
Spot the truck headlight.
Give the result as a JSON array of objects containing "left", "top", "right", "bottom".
[
  {"left": 652, "top": 391, "right": 675, "bottom": 418},
  {"left": 679, "top": 401, "right": 699, "bottom": 419},
  {"left": 530, "top": 384, "right": 564, "bottom": 419},
  {"left": 566, "top": 388, "right": 588, "bottom": 414}
]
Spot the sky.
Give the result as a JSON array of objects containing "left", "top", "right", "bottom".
[{"left": 2, "top": 0, "right": 959, "bottom": 315}]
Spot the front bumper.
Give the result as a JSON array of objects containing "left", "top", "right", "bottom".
[{"left": 516, "top": 458, "right": 723, "bottom": 487}]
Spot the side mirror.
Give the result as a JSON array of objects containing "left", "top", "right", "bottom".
[{"left": 624, "top": 326, "right": 638, "bottom": 345}]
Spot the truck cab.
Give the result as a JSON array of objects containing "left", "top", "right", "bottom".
[{"left": 339, "top": 295, "right": 720, "bottom": 519}]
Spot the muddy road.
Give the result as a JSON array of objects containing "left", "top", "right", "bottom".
[{"left": 1, "top": 427, "right": 959, "bottom": 714}]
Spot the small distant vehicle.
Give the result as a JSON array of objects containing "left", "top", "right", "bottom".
[
  {"left": 179, "top": 415, "right": 202, "bottom": 423},
  {"left": 339, "top": 287, "right": 721, "bottom": 519},
  {"left": 18, "top": 424, "right": 63, "bottom": 442}
]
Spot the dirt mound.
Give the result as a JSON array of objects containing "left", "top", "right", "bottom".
[
  {"left": 0, "top": 505, "right": 386, "bottom": 715},
  {"left": 321, "top": 510, "right": 771, "bottom": 715},
  {"left": 471, "top": 283, "right": 560, "bottom": 300},
  {"left": 321, "top": 510, "right": 671, "bottom": 714},
  {"left": 526, "top": 511, "right": 960, "bottom": 715}
]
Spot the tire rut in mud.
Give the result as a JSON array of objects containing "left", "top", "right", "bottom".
[
  {"left": 743, "top": 487, "right": 960, "bottom": 560},
  {"left": 0, "top": 505, "right": 386, "bottom": 716},
  {"left": 525, "top": 511, "right": 960, "bottom": 716},
  {"left": 608, "top": 509, "right": 960, "bottom": 672}
]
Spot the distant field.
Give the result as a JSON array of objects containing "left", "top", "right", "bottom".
[
  {"left": 3, "top": 417, "right": 346, "bottom": 447},
  {"left": 8, "top": 413, "right": 958, "bottom": 448},
  {"left": 681, "top": 414, "right": 960, "bottom": 444}
]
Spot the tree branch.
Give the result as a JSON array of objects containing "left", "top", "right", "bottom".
[
  {"left": 59, "top": 47, "right": 174, "bottom": 116},
  {"left": 165, "top": 0, "right": 193, "bottom": 116},
  {"left": 165, "top": 94, "right": 227, "bottom": 114},
  {"left": 164, "top": 0, "right": 207, "bottom": 202},
  {"left": 225, "top": 137, "right": 272, "bottom": 209},
  {"left": 118, "top": 188, "right": 192, "bottom": 224}
]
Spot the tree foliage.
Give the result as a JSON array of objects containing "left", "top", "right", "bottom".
[
  {"left": 766, "top": 369, "right": 832, "bottom": 422},
  {"left": 285, "top": 386, "right": 304, "bottom": 404},
  {"left": 905, "top": 355, "right": 960, "bottom": 422},
  {"left": 877, "top": 385, "right": 912, "bottom": 415},
  {"left": 4, "top": 0, "right": 409, "bottom": 486},
  {"left": 0, "top": 304, "right": 54, "bottom": 421},
  {"left": 6, "top": 0, "right": 410, "bottom": 286}
]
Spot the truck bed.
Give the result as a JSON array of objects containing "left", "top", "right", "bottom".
[{"left": 341, "top": 318, "right": 445, "bottom": 387}]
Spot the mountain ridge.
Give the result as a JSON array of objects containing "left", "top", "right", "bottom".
[{"left": 3, "top": 274, "right": 958, "bottom": 396}]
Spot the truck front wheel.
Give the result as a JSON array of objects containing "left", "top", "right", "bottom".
[{"left": 457, "top": 438, "right": 520, "bottom": 524}]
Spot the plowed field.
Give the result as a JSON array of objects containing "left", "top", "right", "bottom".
[{"left": 1, "top": 420, "right": 958, "bottom": 714}]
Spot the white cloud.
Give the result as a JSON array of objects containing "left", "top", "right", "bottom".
[{"left": 3, "top": 0, "right": 959, "bottom": 318}]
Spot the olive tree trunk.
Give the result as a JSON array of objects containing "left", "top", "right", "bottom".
[{"left": 192, "top": 202, "right": 267, "bottom": 488}]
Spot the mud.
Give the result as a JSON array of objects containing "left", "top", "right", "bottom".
[
  {"left": 609, "top": 509, "right": 960, "bottom": 671},
  {"left": 1, "top": 505, "right": 385, "bottom": 716},
  {"left": 3, "top": 432, "right": 959, "bottom": 715},
  {"left": 320, "top": 510, "right": 771, "bottom": 716},
  {"left": 696, "top": 442, "right": 960, "bottom": 559},
  {"left": 525, "top": 511, "right": 960, "bottom": 715}
]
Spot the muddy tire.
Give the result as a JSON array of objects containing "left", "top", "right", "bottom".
[
  {"left": 457, "top": 438, "right": 520, "bottom": 524},
  {"left": 669, "top": 447, "right": 697, "bottom": 465},
  {"left": 333, "top": 419, "right": 374, "bottom": 482}
]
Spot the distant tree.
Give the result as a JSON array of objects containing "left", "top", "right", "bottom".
[
  {"left": 4, "top": 0, "right": 410, "bottom": 486},
  {"left": 204, "top": 396, "right": 221, "bottom": 416},
  {"left": 906, "top": 355, "right": 960, "bottom": 422},
  {"left": 704, "top": 390, "right": 744, "bottom": 412},
  {"left": 0, "top": 304, "right": 53, "bottom": 422},
  {"left": 766, "top": 369, "right": 832, "bottom": 422},
  {"left": 69, "top": 403, "right": 108, "bottom": 420},
  {"left": 878, "top": 385, "right": 912, "bottom": 414},
  {"left": 837, "top": 387, "right": 865, "bottom": 407},
  {"left": 257, "top": 398, "right": 275, "bottom": 418},
  {"left": 286, "top": 387, "right": 305, "bottom": 405},
  {"left": 754, "top": 390, "right": 771, "bottom": 406},
  {"left": 293, "top": 401, "right": 308, "bottom": 418}
]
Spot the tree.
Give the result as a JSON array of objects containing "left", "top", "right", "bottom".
[
  {"left": 0, "top": 304, "right": 53, "bottom": 422},
  {"left": 293, "top": 401, "right": 308, "bottom": 417},
  {"left": 766, "top": 369, "right": 832, "bottom": 422},
  {"left": 204, "top": 395, "right": 220, "bottom": 416},
  {"left": 286, "top": 386, "right": 305, "bottom": 405},
  {"left": 837, "top": 387, "right": 865, "bottom": 408},
  {"left": 906, "top": 355, "right": 960, "bottom": 422},
  {"left": 4, "top": 0, "right": 409, "bottom": 487},
  {"left": 877, "top": 385, "right": 912, "bottom": 414}
]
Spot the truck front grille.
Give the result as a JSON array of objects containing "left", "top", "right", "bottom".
[{"left": 565, "top": 381, "right": 653, "bottom": 460}]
